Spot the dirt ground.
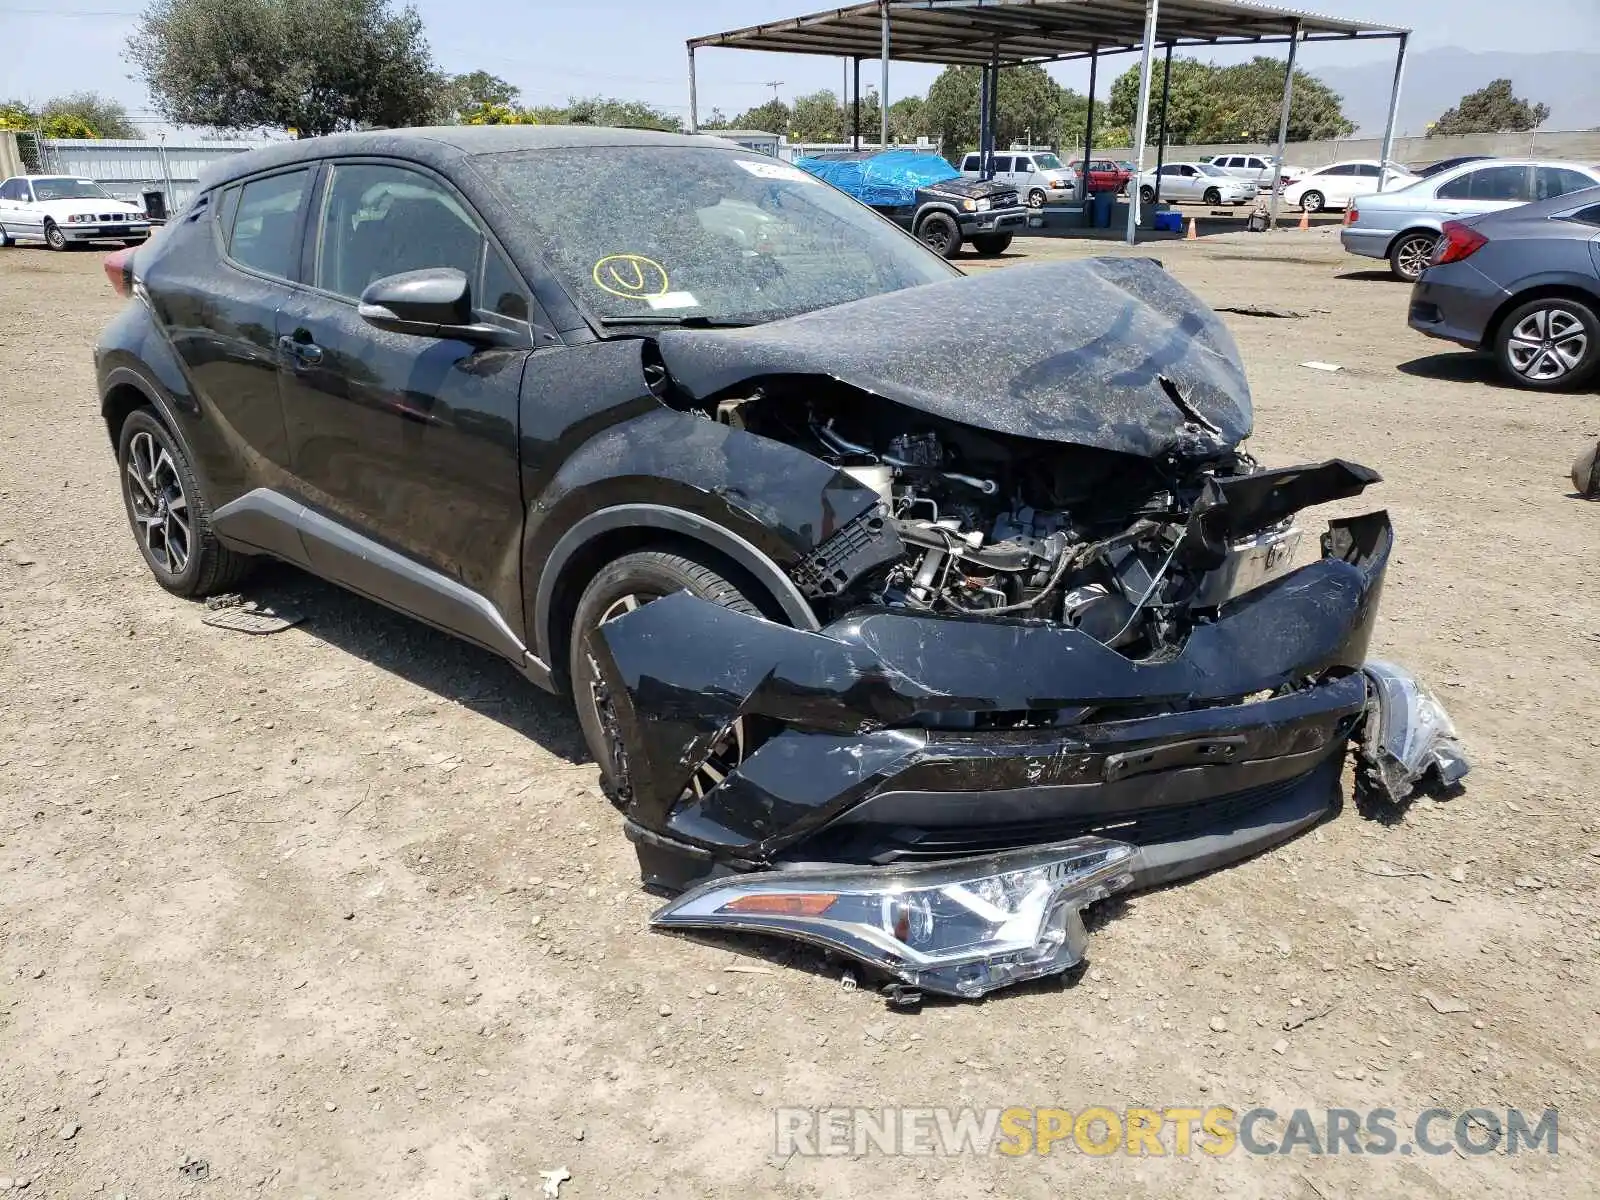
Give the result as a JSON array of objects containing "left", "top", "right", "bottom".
[{"left": 2, "top": 227, "right": 1597, "bottom": 1200}]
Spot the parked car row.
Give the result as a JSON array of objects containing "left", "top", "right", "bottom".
[{"left": 956, "top": 153, "right": 1131, "bottom": 206}]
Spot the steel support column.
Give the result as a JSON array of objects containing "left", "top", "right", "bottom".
[
  {"left": 1125, "top": 0, "right": 1161, "bottom": 244},
  {"left": 1082, "top": 46, "right": 1098, "bottom": 194},
  {"left": 1376, "top": 32, "right": 1409, "bottom": 192},
  {"left": 978, "top": 64, "right": 991, "bottom": 175},
  {"left": 1268, "top": 21, "right": 1299, "bottom": 229},
  {"left": 1152, "top": 41, "right": 1173, "bottom": 204},
  {"left": 687, "top": 46, "right": 699, "bottom": 132},
  {"left": 879, "top": 0, "right": 890, "bottom": 149},
  {"left": 853, "top": 56, "right": 861, "bottom": 149}
]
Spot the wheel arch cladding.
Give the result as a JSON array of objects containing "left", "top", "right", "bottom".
[
  {"left": 102, "top": 379, "right": 154, "bottom": 447},
  {"left": 1483, "top": 282, "right": 1600, "bottom": 350}
]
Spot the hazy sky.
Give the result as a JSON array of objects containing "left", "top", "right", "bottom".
[{"left": 3, "top": 0, "right": 1597, "bottom": 129}]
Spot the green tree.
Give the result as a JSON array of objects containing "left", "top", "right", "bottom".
[
  {"left": 442, "top": 70, "right": 519, "bottom": 121},
  {"left": 562, "top": 96, "right": 681, "bottom": 131},
  {"left": 790, "top": 90, "right": 843, "bottom": 141},
  {"left": 729, "top": 98, "right": 791, "bottom": 135},
  {"left": 921, "top": 64, "right": 1066, "bottom": 161},
  {"left": 1107, "top": 55, "right": 1353, "bottom": 145},
  {"left": 39, "top": 92, "right": 139, "bottom": 138},
  {"left": 127, "top": 0, "right": 441, "bottom": 137},
  {"left": 888, "top": 95, "right": 926, "bottom": 141},
  {"left": 1429, "top": 79, "right": 1550, "bottom": 136}
]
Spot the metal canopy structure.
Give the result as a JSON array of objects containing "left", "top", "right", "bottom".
[
  {"left": 688, "top": 0, "right": 1405, "bottom": 66},
  {"left": 687, "top": 0, "right": 1411, "bottom": 245}
]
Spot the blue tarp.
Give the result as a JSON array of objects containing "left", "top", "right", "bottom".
[{"left": 794, "top": 151, "right": 959, "bottom": 208}]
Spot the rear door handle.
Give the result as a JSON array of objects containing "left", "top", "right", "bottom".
[{"left": 277, "top": 334, "right": 323, "bottom": 367}]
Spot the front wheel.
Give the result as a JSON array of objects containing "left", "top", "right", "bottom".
[
  {"left": 970, "top": 233, "right": 1013, "bottom": 257},
  {"left": 117, "top": 408, "right": 254, "bottom": 596},
  {"left": 1026, "top": 188, "right": 1046, "bottom": 209},
  {"left": 1202, "top": 187, "right": 1222, "bottom": 206},
  {"left": 1388, "top": 231, "right": 1438, "bottom": 282},
  {"left": 571, "top": 549, "right": 764, "bottom": 808},
  {"left": 1299, "top": 190, "right": 1324, "bottom": 214},
  {"left": 1495, "top": 297, "right": 1600, "bottom": 391},
  {"left": 917, "top": 211, "right": 963, "bottom": 259},
  {"left": 44, "top": 221, "right": 67, "bottom": 251}
]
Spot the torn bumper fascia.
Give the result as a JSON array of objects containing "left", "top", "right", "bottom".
[
  {"left": 1357, "top": 660, "right": 1470, "bottom": 801},
  {"left": 594, "top": 512, "right": 1396, "bottom": 861}
]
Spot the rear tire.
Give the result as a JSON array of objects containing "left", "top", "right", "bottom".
[
  {"left": 1139, "top": 185, "right": 1156, "bottom": 205},
  {"left": 0, "top": 224, "right": 12, "bottom": 247},
  {"left": 116, "top": 407, "right": 254, "bottom": 597},
  {"left": 917, "top": 211, "right": 963, "bottom": 259},
  {"left": 970, "top": 233, "right": 1013, "bottom": 257},
  {"left": 1388, "top": 231, "right": 1438, "bottom": 282},
  {"left": 1494, "top": 297, "right": 1600, "bottom": 391},
  {"left": 570, "top": 549, "right": 764, "bottom": 807},
  {"left": 44, "top": 221, "right": 67, "bottom": 251}
]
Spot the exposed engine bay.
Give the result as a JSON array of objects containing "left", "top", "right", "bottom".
[{"left": 706, "top": 380, "right": 1314, "bottom": 657}]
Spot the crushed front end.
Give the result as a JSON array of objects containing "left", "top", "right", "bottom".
[{"left": 591, "top": 259, "right": 1468, "bottom": 998}]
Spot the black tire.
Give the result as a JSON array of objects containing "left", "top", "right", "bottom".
[
  {"left": 1299, "top": 190, "right": 1324, "bottom": 214},
  {"left": 970, "top": 233, "right": 1013, "bottom": 257},
  {"left": 570, "top": 549, "right": 763, "bottom": 805},
  {"left": 1494, "top": 296, "right": 1600, "bottom": 391},
  {"left": 917, "top": 211, "right": 962, "bottom": 259},
  {"left": 117, "top": 407, "right": 254, "bottom": 597},
  {"left": 44, "top": 220, "right": 67, "bottom": 251},
  {"left": 1202, "top": 186, "right": 1222, "bottom": 206},
  {"left": 1388, "top": 230, "right": 1438, "bottom": 282},
  {"left": 0, "top": 224, "right": 13, "bottom": 247},
  {"left": 1026, "top": 188, "right": 1047, "bottom": 209},
  {"left": 1139, "top": 185, "right": 1155, "bottom": 205}
]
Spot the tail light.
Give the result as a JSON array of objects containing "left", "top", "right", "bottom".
[
  {"left": 1345, "top": 207, "right": 1359, "bottom": 225},
  {"left": 103, "top": 245, "right": 135, "bottom": 298},
  {"left": 1432, "top": 220, "right": 1487, "bottom": 266}
]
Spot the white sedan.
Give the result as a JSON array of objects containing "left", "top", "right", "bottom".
[
  {"left": 1136, "top": 162, "right": 1257, "bottom": 206},
  {"left": 1282, "top": 160, "right": 1417, "bottom": 214},
  {"left": 0, "top": 175, "right": 151, "bottom": 250}
]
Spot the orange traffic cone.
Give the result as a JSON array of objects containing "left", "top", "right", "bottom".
[
  {"left": 1186, "top": 216, "right": 1198, "bottom": 240},
  {"left": 1298, "top": 207, "right": 1310, "bottom": 231}
]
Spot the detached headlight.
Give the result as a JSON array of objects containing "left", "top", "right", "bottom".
[{"left": 652, "top": 836, "right": 1137, "bottom": 999}]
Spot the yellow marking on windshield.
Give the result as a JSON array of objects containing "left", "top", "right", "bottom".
[{"left": 592, "top": 254, "right": 670, "bottom": 300}]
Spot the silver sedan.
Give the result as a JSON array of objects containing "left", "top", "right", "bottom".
[
  {"left": 1340, "top": 159, "right": 1600, "bottom": 281},
  {"left": 1136, "top": 162, "right": 1257, "bottom": 206}
]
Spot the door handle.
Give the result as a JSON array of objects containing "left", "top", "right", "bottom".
[{"left": 277, "top": 334, "right": 324, "bottom": 367}]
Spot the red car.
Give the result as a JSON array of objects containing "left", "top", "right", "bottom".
[{"left": 1070, "top": 158, "right": 1132, "bottom": 194}]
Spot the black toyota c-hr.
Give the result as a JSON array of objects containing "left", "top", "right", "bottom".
[{"left": 96, "top": 125, "right": 1465, "bottom": 999}]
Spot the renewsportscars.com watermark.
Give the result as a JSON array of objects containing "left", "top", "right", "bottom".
[{"left": 775, "top": 1106, "right": 1559, "bottom": 1158}]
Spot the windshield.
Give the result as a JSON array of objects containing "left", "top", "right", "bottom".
[
  {"left": 1196, "top": 163, "right": 1229, "bottom": 177},
  {"left": 30, "top": 177, "right": 114, "bottom": 201},
  {"left": 475, "top": 146, "right": 959, "bottom": 326},
  {"left": 1031, "top": 153, "right": 1063, "bottom": 170}
]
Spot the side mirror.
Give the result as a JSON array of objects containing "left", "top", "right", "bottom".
[{"left": 357, "top": 267, "right": 516, "bottom": 348}]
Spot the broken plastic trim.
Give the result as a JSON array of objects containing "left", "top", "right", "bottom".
[
  {"left": 651, "top": 836, "right": 1137, "bottom": 999},
  {"left": 1359, "top": 660, "right": 1470, "bottom": 801}
]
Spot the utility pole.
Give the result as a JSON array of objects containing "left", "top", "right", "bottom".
[{"left": 764, "top": 81, "right": 785, "bottom": 101}]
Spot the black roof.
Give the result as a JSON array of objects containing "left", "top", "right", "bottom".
[{"left": 198, "top": 125, "right": 731, "bottom": 191}]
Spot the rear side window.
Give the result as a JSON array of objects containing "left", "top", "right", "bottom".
[
  {"left": 991, "top": 156, "right": 1012, "bottom": 172},
  {"left": 0, "top": 179, "right": 24, "bottom": 200},
  {"left": 227, "top": 169, "right": 310, "bottom": 279},
  {"left": 961, "top": 155, "right": 977, "bottom": 171},
  {"left": 1438, "top": 165, "right": 1530, "bottom": 202},
  {"left": 1567, "top": 203, "right": 1600, "bottom": 227},
  {"left": 1536, "top": 167, "right": 1597, "bottom": 201}
]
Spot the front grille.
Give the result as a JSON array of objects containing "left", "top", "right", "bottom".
[
  {"left": 991, "top": 191, "right": 1018, "bottom": 208},
  {"left": 797, "top": 762, "right": 1338, "bottom": 865}
]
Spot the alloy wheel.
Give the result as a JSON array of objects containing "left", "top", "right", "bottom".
[
  {"left": 1394, "top": 234, "right": 1435, "bottom": 280},
  {"left": 125, "top": 430, "right": 191, "bottom": 575},
  {"left": 1027, "top": 189, "right": 1046, "bottom": 209},
  {"left": 1506, "top": 307, "right": 1589, "bottom": 382},
  {"left": 585, "top": 592, "right": 747, "bottom": 803}
]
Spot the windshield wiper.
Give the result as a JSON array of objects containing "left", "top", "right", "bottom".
[{"left": 595, "top": 314, "right": 758, "bottom": 328}]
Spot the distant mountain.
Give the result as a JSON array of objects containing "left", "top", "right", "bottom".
[{"left": 1312, "top": 48, "right": 1600, "bottom": 136}]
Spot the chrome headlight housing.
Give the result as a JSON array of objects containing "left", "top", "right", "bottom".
[
  {"left": 652, "top": 836, "right": 1138, "bottom": 999},
  {"left": 975, "top": 197, "right": 992, "bottom": 212}
]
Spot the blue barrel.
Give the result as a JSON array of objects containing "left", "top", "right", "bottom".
[{"left": 1092, "top": 190, "right": 1115, "bottom": 227}]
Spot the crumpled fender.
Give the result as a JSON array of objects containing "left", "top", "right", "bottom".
[{"left": 590, "top": 511, "right": 1393, "bottom": 819}]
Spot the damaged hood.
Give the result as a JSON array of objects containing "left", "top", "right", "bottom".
[{"left": 655, "top": 257, "right": 1252, "bottom": 459}]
